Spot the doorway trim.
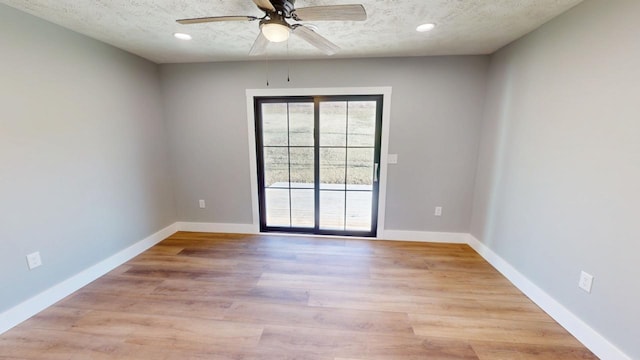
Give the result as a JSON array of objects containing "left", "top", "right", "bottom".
[{"left": 246, "top": 87, "right": 392, "bottom": 238}]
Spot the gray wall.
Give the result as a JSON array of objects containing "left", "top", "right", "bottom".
[
  {"left": 160, "top": 56, "right": 488, "bottom": 233},
  {"left": 470, "top": 0, "right": 640, "bottom": 357},
  {"left": 0, "top": 5, "right": 175, "bottom": 312}
]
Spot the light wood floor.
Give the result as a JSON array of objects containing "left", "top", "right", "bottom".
[{"left": 0, "top": 232, "right": 596, "bottom": 359}]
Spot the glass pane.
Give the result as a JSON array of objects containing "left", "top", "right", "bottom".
[
  {"left": 320, "top": 148, "right": 346, "bottom": 190},
  {"left": 290, "top": 147, "right": 314, "bottom": 189},
  {"left": 291, "top": 189, "right": 314, "bottom": 228},
  {"left": 289, "top": 103, "right": 314, "bottom": 146},
  {"left": 262, "top": 103, "right": 288, "bottom": 146},
  {"left": 264, "top": 148, "right": 289, "bottom": 188},
  {"left": 347, "top": 148, "right": 374, "bottom": 191},
  {"left": 348, "top": 101, "right": 377, "bottom": 147},
  {"left": 266, "top": 188, "right": 290, "bottom": 227},
  {"left": 346, "top": 191, "right": 373, "bottom": 231},
  {"left": 320, "top": 101, "right": 347, "bottom": 146},
  {"left": 320, "top": 191, "right": 345, "bottom": 230}
]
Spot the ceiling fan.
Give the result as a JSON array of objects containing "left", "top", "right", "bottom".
[{"left": 176, "top": 0, "right": 367, "bottom": 56}]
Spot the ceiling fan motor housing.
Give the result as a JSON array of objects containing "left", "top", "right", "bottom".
[{"left": 269, "top": 0, "right": 296, "bottom": 17}]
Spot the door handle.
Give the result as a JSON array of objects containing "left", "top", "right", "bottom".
[{"left": 374, "top": 163, "right": 379, "bottom": 182}]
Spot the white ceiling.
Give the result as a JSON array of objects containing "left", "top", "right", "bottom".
[{"left": 1, "top": 0, "right": 583, "bottom": 64}]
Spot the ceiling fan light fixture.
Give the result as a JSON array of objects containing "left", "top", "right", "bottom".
[
  {"left": 261, "top": 21, "right": 291, "bottom": 43},
  {"left": 416, "top": 23, "right": 436, "bottom": 32}
]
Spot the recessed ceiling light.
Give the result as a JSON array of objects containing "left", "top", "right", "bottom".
[
  {"left": 416, "top": 23, "right": 436, "bottom": 32},
  {"left": 173, "top": 33, "right": 192, "bottom": 40}
]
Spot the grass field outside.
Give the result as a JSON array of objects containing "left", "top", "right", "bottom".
[{"left": 261, "top": 101, "right": 377, "bottom": 187}]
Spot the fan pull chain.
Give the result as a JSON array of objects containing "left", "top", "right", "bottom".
[
  {"left": 265, "top": 53, "right": 270, "bottom": 87},
  {"left": 287, "top": 41, "right": 291, "bottom": 82}
]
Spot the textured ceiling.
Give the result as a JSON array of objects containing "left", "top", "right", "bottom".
[{"left": 1, "top": 0, "right": 583, "bottom": 63}]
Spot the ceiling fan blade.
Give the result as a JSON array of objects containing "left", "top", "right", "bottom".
[
  {"left": 249, "top": 32, "right": 270, "bottom": 56},
  {"left": 253, "top": 0, "right": 275, "bottom": 12},
  {"left": 293, "top": 26, "right": 340, "bottom": 56},
  {"left": 293, "top": 4, "right": 367, "bottom": 21},
  {"left": 177, "top": 16, "right": 257, "bottom": 25}
]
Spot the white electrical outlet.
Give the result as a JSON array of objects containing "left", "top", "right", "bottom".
[
  {"left": 387, "top": 154, "right": 398, "bottom": 164},
  {"left": 26, "top": 252, "right": 42, "bottom": 270},
  {"left": 199, "top": 199, "right": 206, "bottom": 209},
  {"left": 434, "top": 206, "right": 443, "bottom": 217},
  {"left": 578, "top": 271, "right": 594, "bottom": 293}
]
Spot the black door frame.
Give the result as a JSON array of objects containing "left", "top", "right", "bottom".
[{"left": 254, "top": 94, "right": 384, "bottom": 237}]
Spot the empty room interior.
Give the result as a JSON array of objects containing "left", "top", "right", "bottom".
[{"left": 0, "top": 0, "right": 638, "bottom": 359}]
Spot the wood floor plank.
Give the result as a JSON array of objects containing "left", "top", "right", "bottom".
[
  {"left": 129, "top": 252, "right": 238, "bottom": 269},
  {"left": 0, "top": 231, "right": 595, "bottom": 359},
  {"left": 141, "top": 244, "right": 185, "bottom": 256},
  {"left": 297, "top": 251, "right": 435, "bottom": 271},
  {"left": 308, "top": 289, "right": 552, "bottom": 322},
  {"left": 256, "top": 325, "right": 368, "bottom": 358},
  {"left": 224, "top": 301, "right": 414, "bottom": 335},
  {"left": 152, "top": 278, "right": 312, "bottom": 306},
  {"left": 410, "top": 313, "right": 583, "bottom": 347},
  {"left": 69, "top": 310, "right": 263, "bottom": 347},
  {"left": 259, "top": 272, "right": 525, "bottom": 301},
  {"left": 179, "top": 247, "right": 299, "bottom": 261},
  {"left": 369, "top": 267, "right": 511, "bottom": 284},
  {"left": 258, "top": 325, "right": 481, "bottom": 360},
  {"left": 58, "top": 291, "right": 232, "bottom": 320},
  {"left": 235, "top": 258, "right": 371, "bottom": 278},
  {"left": 0, "top": 328, "right": 127, "bottom": 360},
  {"left": 471, "top": 340, "right": 598, "bottom": 359},
  {"left": 16, "top": 307, "right": 91, "bottom": 332},
  {"left": 80, "top": 276, "right": 163, "bottom": 296}
]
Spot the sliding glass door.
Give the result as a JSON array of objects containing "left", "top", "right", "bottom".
[{"left": 255, "top": 95, "right": 383, "bottom": 237}]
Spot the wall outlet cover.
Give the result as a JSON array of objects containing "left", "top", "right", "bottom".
[
  {"left": 578, "top": 271, "right": 594, "bottom": 293},
  {"left": 26, "top": 252, "right": 42, "bottom": 270},
  {"left": 435, "top": 206, "right": 443, "bottom": 216}
]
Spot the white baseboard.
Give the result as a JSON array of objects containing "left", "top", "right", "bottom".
[
  {"left": 176, "top": 222, "right": 257, "bottom": 234},
  {"left": 467, "top": 234, "right": 630, "bottom": 360},
  {"left": 382, "top": 229, "right": 469, "bottom": 243},
  {"left": 176, "top": 222, "right": 468, "bottom": 244},
  {"left": 0, "top": 223, "right": 178, "bottom": 335}
]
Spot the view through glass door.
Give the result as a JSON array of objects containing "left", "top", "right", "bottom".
[{"left": 255, "top": 95, "right": 383, "bottom": 237}]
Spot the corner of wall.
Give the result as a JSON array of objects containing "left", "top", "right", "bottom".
[
  {"left": 466, "top": 235, "right": 630, "bottom": 360},
  {"left": 0, "top": 223, "right": 178, "bottom": 335}
]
